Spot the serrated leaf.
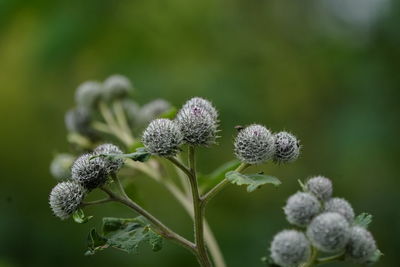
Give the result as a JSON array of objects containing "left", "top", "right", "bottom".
[
  {"left": 85, "top": 216, "right": 163, "bottom": 255},
  {"left": 365, "top": 249, "right": 383, "bottom": 265},
  {"left": 225, "top": 171, "right": 281, "bottom": 192},
  {"left": 354, "top": 213, "right": 373, "bottom": 228},
  {"left": 72, "top": 209, "right": 93, "bottom": 224},
  {"left": 160, "top": 106, "right": 177, "bottom": 119},
  {"left": 199, "top": 160, "right": 241, "bottom": 191},
  {"left": 85, "top": 228, "right": 108, "bottom": 255}
]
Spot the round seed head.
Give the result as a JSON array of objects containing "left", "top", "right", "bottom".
[
  {"left": 103, "top": 74, "right": 132, "bottom": 101},
  {"left": 50, "top": 153, "right": 75, "bottom": 180},
  {"left": 75, "top": 81, "right": 102, "bottom": 108},
  {"left": 325, "top": 198, "right": 355, "bottom": 223},
  {"left": 306, "top": 176, "right": 333, "bottom": 201},
  {"left": 284, "top": 192, "right": 321, "bottom": 227},
  {"left": 346, "top": 226, "right": 377, "bottom": 264},
  {"left": 65, "top": 107, "right": 94, "bottom": 137},
  {"left": 181, "top": 97, "right": 218, "bottom": 120},
  {"left": 142, "top": 119, "right": 183, "bottom": 157},
  {"left": 273, "top": 131, "right": 300, "bottom": 164},
  {"left": 234, "top": 124, "right": 275, "bottom": 164},
  {"left": 94, "top": 143, "right": 124, "bottom": 174},
  {"left": 49, "top": 181, "right": 86, "bottom": 220},
  {"left": 270, "top": 230, "right": 311, "bottom": 267},
  {"left": 71, "top": 153, "right": 109, "bottom": 190},
  {"left": 176, "top": 105, "right": 218, "bottom": 146},
  {"left": 122, "top": 99, "right": 140, "bottom": 126},
  {"left": 139, "top": 99, "right": 171, "bottom": 124},
  {"left": 307, "top": 212, "right": 350, "bottom": 253}
]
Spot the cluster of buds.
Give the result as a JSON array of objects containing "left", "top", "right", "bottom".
[{"left": 269, "top": 176, "right": 380, "bottom": 266}]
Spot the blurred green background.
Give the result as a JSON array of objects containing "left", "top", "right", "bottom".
[{"left": 0, "top": 0, "right": 399, "bottom": 266}]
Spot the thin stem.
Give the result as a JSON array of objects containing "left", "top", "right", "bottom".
[
  {"left": 301, "top": 246, "right": 319, "bottom": 267},
  {"left": 202, "top": 163, "right": 250, "bottom": 206},
  {"left": 112, "top": 100, "right": 135, "bottom": 145},
  {"left": 166, "top": 157, "right": 192, "bottom": 177},
  {"left": 316, "top": 253, "right": 344, "bottom": 265},
  {"left": 81, "top": 198, "right": 113, "bottom": 207},
  {"left": 100, "top": 186, "right": 196, "bottom": 255},
  {"left": 176, "top": 154, "right": 191, "bottom": 196},
  {"left": 188, "top": 146, "right": 212, "bottom": 267}
]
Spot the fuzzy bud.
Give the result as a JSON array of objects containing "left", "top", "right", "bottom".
[
  {"left": 234, "top": 124, "right": 275, "bottom": 164},
  {"left": 94, "top": 143, "right": 124, "bottom": 174},
  {"left": 181, "top": 97, "right": 218, "bottom": 120},
  {"left": 270, "top": 230, "right": 311, "bottom": 267},
  {"left": 71, "top": 153, "right": 109, "bottom": 190},
  {"left": 306, "top": 176, "right": 333, "bottom": 201},
  {"left": 307, "top": 212, "right": 350, "bottom": 253},
  {"left": 65, "top": 107, "right": 93, "bottom": 137},
  {"left": 176, "top": 104, "right": 218, "bottom": 146},
  {"left": 122, "top": 99, "right": 141, "bottom": 126},
  {"left": 325, "top": 198, "right": 355, "bottom": 223},
  {"left": 50, "top": 153, "right": 75, "bottom": 180},
  {"left": 284, "top": 192, "right": 321, "bottom": 227},
  {"left": 346, "top": 226, "right": 377, "bottom": 264},
  {"left": 103, "top": 74, "right": 132, "bottom": 101},
  {"left": 75, "top": 81, "right": 102, "bottom": 108},
  {"left": 273, "top": 132, "right": 300, "bottom": 164},
  {"left": 139, "top": 99, "right": 171, "bottom": 124},
  {"left": 142, "top": 119, "right": 183, "bottom": 157},
  {"left": 49, "top": 181, "right": 86, "bottom": 220}
]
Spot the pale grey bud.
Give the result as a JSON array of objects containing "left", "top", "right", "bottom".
[
  {"left": 94, "top": 143, "right": 124, "bottom": 174},
  {"left": 181, "top": 97, "right": 218, "bottom": 120},
  {"left": 176, "top": 105, "right": 218, "bottom": 146},
  {"left": 306, "top": 176, "right": 333, "bottom": 201},
  {"left": 270, "top": 230, "right": 311, "bottom": 267},
  {"left": 103, "top": 74, "right": 132, "bottom": 101},
  {"left": 142, "top": 119, "right": 183, "bottom": 157},
  {"left": 49, "top": 181, "right": 86, "bottom": 220},
  {"left": 122, "top": 99, "right": 141, "bottom": 126},
  {"left": 325, "top": 198, "right": 355, "bottom": 223},
  {"left": 284, "top": 192, "right": 321, "bottom": 227},
  {"left": 75, "top": 81, "right": 102, "bottom": 108},
  {"left": 307, "top": 212, "right": 350, "bottom": 253},
  {"left": 345, "top": 226, "right": 377, "bottom": 264},
  {"left": 234, "top": 124, "right": 275, "bottom": 164},
  {"left": 50, "top": 153, "right": 75, "bottom": 180},
  {"left": 139, "top": 99, "right": 171, "bottom": 124},
  {"left": 65, "top": 107, "right": 94, "bottom": 137},
  {"left": 273, "top": 132, "right": 300, "bottom": 164},
  {"left": 71, "top": 153, "right": 109, "bottom": 190}
]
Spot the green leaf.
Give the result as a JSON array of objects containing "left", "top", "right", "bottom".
[
  {"left": 72, "top": 209, "right": 93, "bottom": 224},
  {"left": 85, "top": 216, "right": 163, "bottom": 255},
  {"left": 365, "top": 249, "right": 383, "bottom": 265},
  {"left": 85, "top": 228, "right": 108, "bottom": 255},
  {"left": 199, "top": 160, "right": 241, "bottom": 191},
  {"left": 260, "top": 256, "right": 280, "bottom": 266},
  {"left": 298, "top": 179, "right": 307, "bottom": 191},
  {"left": 160, "top": 106, "right": 177, "bottom": 119},
  {"left": 354, "top": 213, "right": 373, "bottom": 228},
  {"left": 225, "top": 171, "right": 281, "bottom": 192}
]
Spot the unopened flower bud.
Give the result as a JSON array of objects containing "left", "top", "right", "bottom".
[
  {"left": 284, "top": 192, "right": 321, "bottom": 227},
  {"left": 49, "top": 181, "right": 86, "bottom": 220},
  {"left": 75, "top": 81, "right": 102, "bottom": 108},
  {"left": 71, "top": 153, "right": 109, "bottom": 190},
  {"left": 65, "top": 107, "right": 94, "bottom": 137},
  {"left": 94, "top": 144, "right": 124, "bottom": 174},
  {"left": 273, "top": 131, "right": 300, "bottom": 164},
  {"left": 346, "top": 226, "right": 377, "bottom": 264},
  {"left": 181, "top": 97, "right": 218, "bottom": 120},
  {"left": 306, "top": 176, "right": 333, "bottom": 201},
  {"left": 103, "top": 74, "right": 132, "bottom": 101},
  {"left": 139, "top": 99, "right": 171, "bottom": 124},
  {"left": 325, "top": 198, "right": 355, "bottom": 223},
  {"left": 50, "top": 153, "right": 75, "bottom": 180}
]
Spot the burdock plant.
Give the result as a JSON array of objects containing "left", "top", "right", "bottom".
[{"left": 48, "top": 75, "right": 381, "bottom": 267}]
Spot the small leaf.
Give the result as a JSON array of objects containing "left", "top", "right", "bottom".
[
  {"left": 85, "top": 228, "right": 108, "bottom": 255},
  {"left": 147, "top": 227, "right": 163, "bottom": 252},
  {"left": 160, "top": 106, "right": 178, "bottom": 119},
  {"left": 354, "top": 213, "right": 373, "bottom": 228},
  {"left": 365, "top": 249, "right": 383, "bottom": 265},
  {"left": 226, "top": 171, "right": 281, "bottom": 192},
  {"left": 72, "top": 209, "right": 93, "bottom": 224}
]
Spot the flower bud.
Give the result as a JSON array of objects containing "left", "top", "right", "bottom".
[
  {"left": 273, "top": 131, "right": 300, "bottom": 164},
  {"left": 181, "top": 97, "right": 218, "bottom": 120},
  {"left": 176, "top": 105, "right": 218, "bottom": 146},
  {"left": 325, "top": 198, "right": 355, "bottom": 223},
  {"left": 50, "top": 153, "right": 75, "bottom": 180},
  {"left": 284, "top": 192, "right": 321, "bottom": 227},
  {"left": 306, "top": 176, "right": 333, "bottom": 201},
  {"left": 307, "top": 212, "right": 350, "bottom": 253},
  {"left": 234, "top": 124, "right": 275, "bottom": 164},
  {"left": 94, "top": 144, "right": 124, "bottom": 174},
  {"left": 103, "top": 74, "right": 132, "bottom": 101},
  {"left": 71, "top": 153, "right": 109, "bottom": 190},
  {"left": 270, "top": 230, "right": 311, "bottom": 267},
  {"left": 75, "top": 81, "right": 102, "bottom": 108},
  {"left": 65, "top": 107, "right": 93, "bottom": 137},
  {"left": 49, "top": 181, "right": 86, "bottom": 220},
  {"left": 346, "top": 226, "right": 377, "bottom": 264},
  {"left": 142, "top": 119, "right": 183, "bottom": 157},
  {"left": 122, "top": 99, "right": 140, "bottom": 126},
  {"left": 138, "top": 99, "right": 171, "bottom": 124}
]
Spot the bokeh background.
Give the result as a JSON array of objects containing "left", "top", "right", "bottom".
[{"left": 0, "top": 0, "right": 399, "bottom": 266}]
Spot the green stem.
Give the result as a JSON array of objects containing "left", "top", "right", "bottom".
[
  {"left": 315, "top": 253, "right": 345, "bottom": 265},
  {"left": 301, "top": 246, "right": 318, "bottom": 267},
  {"left": 81, "top": 197, "right": 113, "bottom": 207},
  {"left": 201, "top": 163, "right": 250, "bottom": 206}
]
